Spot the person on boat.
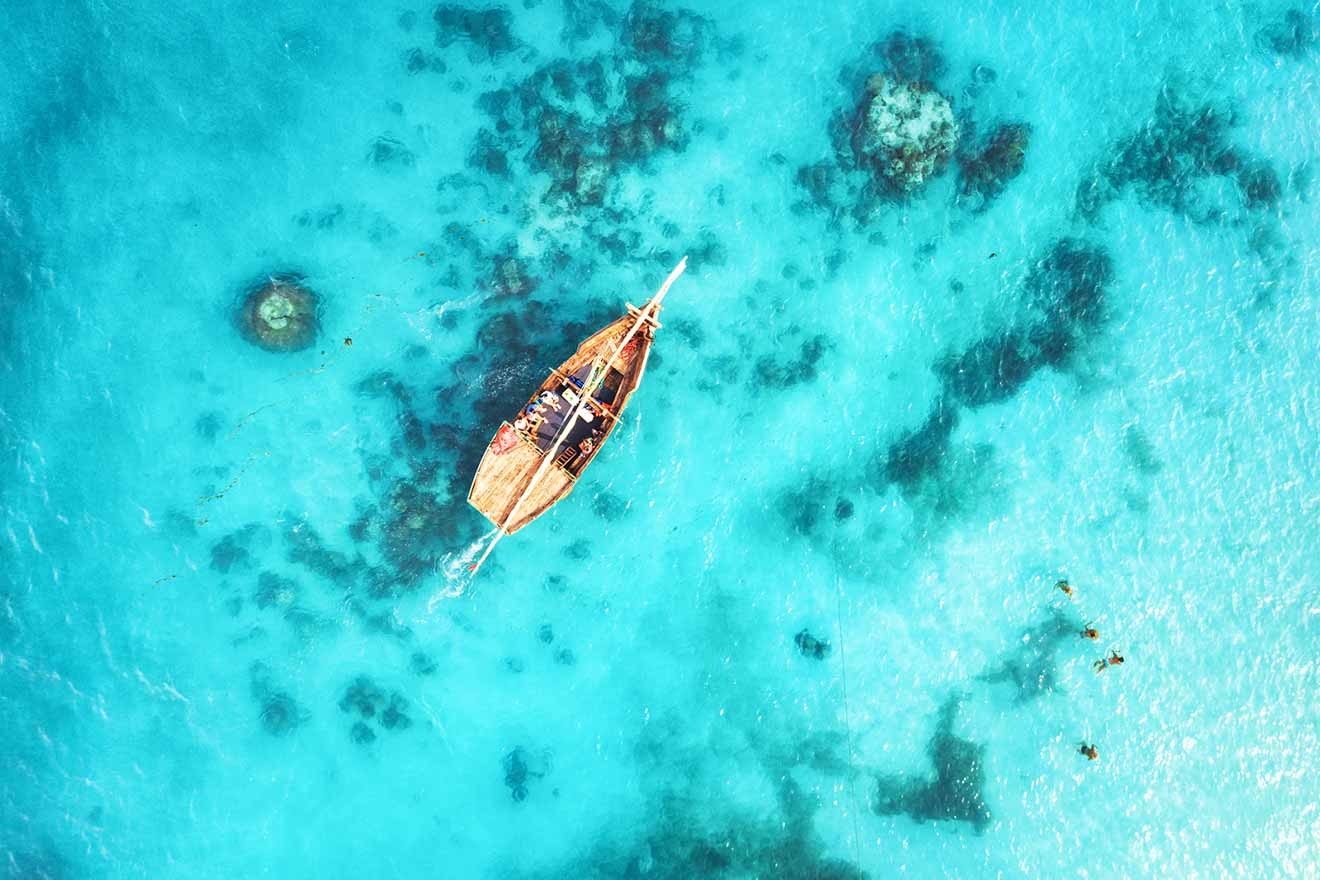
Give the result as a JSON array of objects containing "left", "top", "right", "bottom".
[
  {"left": 514, "top": 416, "right": 530, "bottom": 434},
  {"left": 1078, "top": 743, "right": 1099, "bottom": 760},
  {"left": 1081, "top": 625, "right": 1099, "bottom": 640},
  {"left": 1056, "top": 580, "right": 1073, "bottom": 598},
  {"left": 537, "top": 390, "right": 562, "bottom": 411},
  {"left": 525, "top": 402, "right": 546, "bottom": 417}
]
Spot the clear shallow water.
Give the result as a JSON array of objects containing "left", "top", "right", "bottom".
[{"left": 2, "top": 0, "right": 1317, "bottom": 877}]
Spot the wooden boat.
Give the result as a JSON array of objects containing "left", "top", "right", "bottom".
[{"left": 465, "top": 257, "right": 688, "bottom": 572}]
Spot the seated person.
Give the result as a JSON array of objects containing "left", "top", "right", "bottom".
[
  {"left": 537, "top": 390, "right": 562, "bottom": 411},
  {"left": 513, "top": 416, "right": 530, "bottom": 434},
  {"left": 578, "top": 428, "right": 603, "bottom": 457}
]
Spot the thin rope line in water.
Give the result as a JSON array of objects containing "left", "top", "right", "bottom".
[{"left": 833, "top": 572, "right": 863, "bottom": 866}]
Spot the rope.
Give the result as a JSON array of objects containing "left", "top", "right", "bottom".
[{"left": 833, "top": 571, "right": 863, "bottom": 867}]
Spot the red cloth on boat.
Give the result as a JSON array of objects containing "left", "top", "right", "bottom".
[
  {"left": 490, "top": 424, "right": 520, "bottom": 455},
  {"left": 621, "top": 337, "right": 639, "bottom": 360}
]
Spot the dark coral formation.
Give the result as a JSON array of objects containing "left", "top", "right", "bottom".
[
  {"left": 794, "top": 30, "right": 1042, "bottom": 225},
  {"left": 1123, "top": 425, "right": 1163, "bottom": 476},
  {"left": 753, "top": 333, "right": 832, "bottom": 389},
  {"left": 938, "top": 238, "right": 1115, "bottom": 409},
  {"left": 253, "top": 571, "right": 298, "bottom": 610},
  {"left": 1255, "top": 8, "right": 1317, "bottom": 58},
  {"left": 882, "top": 401, "right": 959, "bottom": 489},
  {"left": 338, "top": 676, "right": 412, "bottom": 744},
  {"left": 1077, "top": 87, "right": 1283, "bottom": 223},
  {"left": 794, "top": 628, "right": 832, "bottom": 660},
  {"left": 778, "top": 475, "right": 836, "bottom": 538},
  {"left": 250, "top": 662, "right": 307, "bottom": 737},
  {"left": 524, "top": 758, "right": 867, "bottom": 878},
  {"left": 237, "top": 273, "right": 320, "bottom": 353},
  {"left": 409, "top": 651, "right": 438, "bottom": 676},
  {"left": 194, "top": 411, "right": 222, "bottom": 442},
  {"left": 210, "top": 524, "right": 267, "bottom": 573},
  {"left": 876, "top": 30, "right": 947, "bottom": 83},
  {"left": 956, "top": 122, "right": 1031, "bottom": 212},
  {"left": 793, "top": 31, "right": 981, "bottom": 223},
  {"left": 469, "top": 3, "right": 717, "bottom": 212},
  {"left": 978, "top": 609, "right": 1078, "bottom": 703},
  {"left": 874, "top": 696, "right": 990, "bottom": 831},
  {"left": 368, "top": 134, "right": 416, "bottom": 169},
  {"left": 434, "top": 4, "right": 518, "bottom": 58},
  {"left": 502, "top": 747, "right": 550, "bottom": 802}
]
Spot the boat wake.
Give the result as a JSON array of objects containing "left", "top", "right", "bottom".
[{"left": 425, "top": 531, "right": 496, "bottom": 610}]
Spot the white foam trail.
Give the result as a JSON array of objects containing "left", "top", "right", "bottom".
[{"left": 424, "top": 531, "right": 495, "bottom": 612}]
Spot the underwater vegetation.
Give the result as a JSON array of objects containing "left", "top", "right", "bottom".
[
  {"left": 338, "top": 676, "right": 413, "bottom": 745},
  {"left": 955, "top": 121, "right": 1031, "bottom": 213},
  {"left": 1076, "top": 86, "right": 1283, "bottom": 223},
  {"left": 795, "top": 30, "right": 1032, "bottom": 223},
  {"left": 522, "top": 767, "right": 866, "bottom": 879},
  {"left": 210, "top": 523, "right": 268, "bottom": 574},
  {"left": 873, "top": 696, "right": 990, "bottom": 832},
  {"left": 236, "top": 273, "right": 320, "bottom": 353},
  {"left": 502, "top": 746, "right": 551, "bottom": 802},
  {"left": 938, "top": 237, "right": 1115, "bottom": 409},
  {"left": 467, "top": 1, "right": 722, "bottom": 214},
  {"left": 250, "top": 661, "right": 308, "bottom": 737},
  {"left": 434, "top": 4, "right": 519, "bottom": 59},
  {"left": 1255, "top": 8, "right": 1318, "bottom": 59},
  {"left": 977, "top": 608, "right": 1079, "bottom": 703},
  {"left": 881, "top": 400, "right": 959, "bottom": 490},
  {"left": 794, "top": 628, "right": 832, "bottom": 660}
]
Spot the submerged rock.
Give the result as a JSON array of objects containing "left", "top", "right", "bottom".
[
  {"left": 434, "top": 5, "right": 517, "bottom": 58},
  {"left": 874, "top": 696, "right": 991, "bottom": 831},
  {"left": 238, "top": 274, "right": 319, "bottom": 352},
  {"left": 855, "top": 74, "right": 959, "bottom": 194},
  {"left": 502, "top": 746, "right": 549, "bottom": 802},
  {"left": 957, "top": 122, "right": 1031, "bottom": 211},
  {"left": 259, "top": 692, "right": 306, "bottom": 736},
  {"left": 795, "top": 628, "right": 832, "bottom": 660}
]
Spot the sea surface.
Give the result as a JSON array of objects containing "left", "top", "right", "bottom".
[{"left": 2, "top": 1, "right": 1318, "bottom": 877}]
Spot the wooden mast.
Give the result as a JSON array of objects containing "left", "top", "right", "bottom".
[{"left": 466, "top": 256, "right": 688, "bottom": 574}]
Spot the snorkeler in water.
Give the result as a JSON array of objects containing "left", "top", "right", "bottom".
[
  {"left": 1093, "top": 650, "right": 1125, "bottom": 672},
  {"left": 1056, "top": 580, "right": 1074, "bottom": 598},
  {"left": 1081, "top": 625, "right": 1099, "bottom": 640},
  {"left": 1078, "top": 743, "right": 1099, "bottom": 761}
]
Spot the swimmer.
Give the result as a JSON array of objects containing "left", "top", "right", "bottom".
[
  {"left": 1056, "top": 580, "right": 1074, "bottom": 598},
  {"left": 1081, "top": 625, "right": 1099, "bottom": 640},
  {"left": 1093, "top": 651, "right": 1124, "bottom": 673},
  {"left": 1078, "top": 743, "right": 1099, "bottom": 761}
]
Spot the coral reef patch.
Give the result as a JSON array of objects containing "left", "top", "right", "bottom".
[
  {"left": 873, "top": 696, "right": 990, "bottom": 831},
  {"left": 236, "top": 273, "right": 320, "bottom": 353}
]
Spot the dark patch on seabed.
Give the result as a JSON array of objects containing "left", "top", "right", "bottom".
[
  {"left": 874, "top": 695, "right": 991, "bottom": 832},
  {"left": 522, "top": 755, "right": 868, "bottom": 879},
  {"left": 978, "top": 608, "right": 1080, "bottom": 703},
  {"left": 793, "top": 29, "right": 1034, "bottom": 226},
  {"left": 1076, "top": 85, "right": 1284, "bottom": 224},
  {"left": 179, "top": 0, "right": 748, "bottom": 747}
]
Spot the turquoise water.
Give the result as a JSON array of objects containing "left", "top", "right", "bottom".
[{"left": 3, "top": 0, "right": 1318, "bottom": 876}]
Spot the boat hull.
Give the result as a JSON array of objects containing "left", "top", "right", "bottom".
[{"left": 467, "top": 309, "right": 656, "bottom": 534}]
